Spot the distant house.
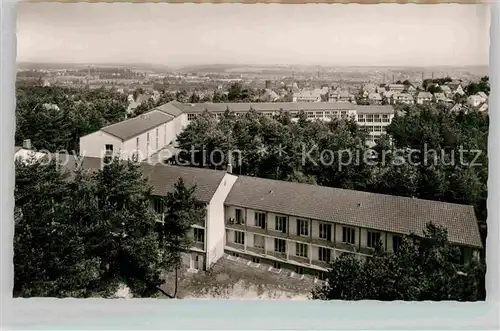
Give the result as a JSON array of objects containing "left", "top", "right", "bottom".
[
  {"left": 392, "top": 92, "right": 414, "bottom": 105},
  {"left": 363, "top": 83, "right": 378, "bottom": 94},
  {"left": 440, "top": 85, "right": 452, "bottom": 96},
  {"left": 376, "top": 86, "right": 387, "bottom": 94},
  {"left": 478, "top": 102, "right": 489, "bottom": 112},
  {"left": 406, "top": 85, "right": 417, "bottom": 95},
  {"left": 477, "top": 91, "right": 488, "bottom": 102},
  {"left": 416, "top": 92, "right": 433, "bottom": 105},
  {"left": 261, "top": 89, "right": 280, "bottom": 102},
  {"left": 388, "top": 84, "right": 405, "bottom": 93},
  {"left": 328, "top": 89, "right": 352, "bottom": 103},
  {"left": 467, "top": 95, "right": 484, "bottom": 107},
  {"left": 444, "top": 81, "right": 465, "bottom": 96},
  {"left": 368, "top": 92, "right": 383, "bottom": 105},
  {"left": 292, "top": 90, "right": 322, "bottom": 103}
]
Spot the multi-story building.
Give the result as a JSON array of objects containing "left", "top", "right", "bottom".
[
  {"left": 387, "top": 84, "right": 405, "bottom": 93},
  {"left": 14, "top": 150, "right": 484, "bottom": 278},
  {"left": 392, "top": 92, "right": 414, "bottom": 105},
  {"left": 224, "top": 175, "right": 482, "bottom": 277},
  {"left": 79, "top": 102, "right": 187, "bottom": 161}
]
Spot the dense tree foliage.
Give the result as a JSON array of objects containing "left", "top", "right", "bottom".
[
  {"left": 465, "top": 76, "right": 490, "bottom": 96},
  {"left": 14, "top": 156, "right": 203, "bottom": 298},
  {"left": 312, "top": 223, "right": 485, "bottom": 301},
  {"left": 15, "top": 85, "right": 128, "bottom": 152},
  {"left": 176, "top": 104, "right": 488, "bottom": 224}
]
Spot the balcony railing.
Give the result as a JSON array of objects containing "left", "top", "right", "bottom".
[
  {"left": 226, "top": 217, "right": 245, "bottom": 231},
  {"left": 245, "top": 224, "right": 267, "bottom": 235},
  {"left": 267, "top": 250, "right": 287, "bottom": 260},
  {"left": 267, "top": 229, "right": 288, "bottom": 239},
  {"left": 288, "top": 254, "right": 310, "bottom": 265},
  {"left": 226, "top": 241, "right": 245, "bottom": 251},
  {"left": 247, "top": 246, "right": 265, "bottom": 255},
  {"left": 311, "top": 259, "right": 330, "bottom": 269}
]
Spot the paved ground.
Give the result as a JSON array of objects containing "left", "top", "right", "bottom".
[{"left": 160, "top": 254, "right": 319, "bottom": 299}]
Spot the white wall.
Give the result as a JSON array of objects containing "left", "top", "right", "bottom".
[
  {"left": 79, "top": 131, "right": 123, "bottom": 159},
  {"left": 206, "top": 173, "right": 238, "bottom": 269}
]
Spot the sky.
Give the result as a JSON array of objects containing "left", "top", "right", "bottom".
[{"left": 16, "top": 3, "right": 490, "bottom": 67}]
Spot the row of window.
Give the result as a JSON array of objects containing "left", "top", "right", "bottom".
[
  {"left": 132, "top": 124, "right": 168, "bottom": 151},
  {"left": 364, "top": 126, "right": 387, "bottom": 133},
  {"left": 357, "top": 114, "right": 390, "bottom": 123},
  {"left": 232, "top": 231, "right": 402, "bottom": 261},
  {"left": 245, "top": 210, "right": 394, "bottom": 248},
  {"left": 186, "top": 110, "right": 359, "bottom": 121},
  {"left": 232, "top": 228, "right": 403, "bottom": 252}
]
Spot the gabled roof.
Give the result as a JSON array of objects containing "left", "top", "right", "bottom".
[
  {"left": 155, "top": 101, "right": 185, "bottom": 117},
  {"left": 56, "top": 154, "right": 227, "bottom": 203},
  {"left": 225, "top": 175, "right": 482, "bottom": 248},
  {"left": 100, "top": 110, "right": 173, "bottom": 141},
  {"left": 417, "top": 92, "right": 433, "bottom": 98},
  {"left": 140, "top": 164, "right": 227, "bottom": 203}
]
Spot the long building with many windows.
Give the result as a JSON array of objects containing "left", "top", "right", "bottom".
[
  {"left": 80, "top": 101, "right": 396, "bottom": 159},
  {"left": 17, "top": 147, "right": 482, "bottom": 277}
]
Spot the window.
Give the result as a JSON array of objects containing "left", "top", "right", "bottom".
[
  {"left": 252, "top": 257, "right": 260, "bottom": 264},
  {"left": 273, "top": 262, "right": 281, "bottom": 269},
  {"left": 105, "top": 144, "right": 113, "bottom": 153},
  {"left": 234, "top": 231, "right": 245, "bottom": 245},
  {"left": 317, "top": 271, "right": 327, "bottom": 281},
  {"left": 194, "top": 228, "right": 205, "bottom": 243},
  {"left": 342, "top": 226, "right": 356, "bottom": 244},
  {"left": 296, "top": 243, "right": 308, "bottom": 258},
  {"left": 373, "top": 114, "right": 381, "bottom": 122},
  {"left": 187, "top": 113, "right": 197, "bottom": 121},
  {"left": 153, "top": 198, "right": 164, "bottom": 214},
  {"left": 235, "top": 209, "right": 244, "bottom": 223},
  {"left": 307, "top": 111, "right": 315, "bottom": 118},
  {"left": 374, "top": 126, "right": 382, "bottom": 132},
  {"left": 318, "top": 247, "right": 331, "bottom": 262},
  {"left": 315, "top": 111, "right": 324, "bottom": 118},
  {"left": 254, "top": 235, "right": 265, "bottom": 249},
  {"left": 295, "top": 267, "right": 304, "bottom": 275},
  {"left": 367, "top": 231, "right": 381, "bottom": 248},
  {"left": 357, "top": 115, "right": 365, "bottom": 122},
  {"left": 297, "top": 219, "right": 309, "bottom": 236},
  {"left": 392, "top": 235, "right": 402, "bottom": 252},
  {"left": 274, "top": 238, "right": 286, "bottom": 253},
  {"left": 319, "top": 223, "right": 332, "bottom": 241},
  {"left": 155, "top": 128, "right": 159, "bottom": 149},
  {"left": 275, "top": 216, "right": 287, "bottom": 233},
  {"left": 382, "top": 114, "right": 390, "bottom": 123},
  {"left": 255, "top": 212, "right": 266, "bottom": 229},
  {"left": 366, "top": 114, "right": 374, "bottom": 122}
]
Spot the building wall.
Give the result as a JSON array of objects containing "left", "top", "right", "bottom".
[
  {"left": 79, "top": 131, "right": 123, "bottom": 159},
  {"left": 121, "top": 118, "right": 178, "bottom": 161},
  {"left": 205, "top": 173, "right": 238, "bottom": 269}
]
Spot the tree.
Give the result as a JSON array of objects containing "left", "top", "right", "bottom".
[
  {"left": 14, "top": 158, "right": 102, "bottom": 297},
  {"left": 312, "top": 223, "right": 485, "bottom": 301},
  {"left": 13, "top": 155, "right": 196, "bottom": 298},
  {"left": 158, "top": 178, "right": 206, "bottom": 297}
]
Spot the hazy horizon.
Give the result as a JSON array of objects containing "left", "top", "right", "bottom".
[{"left": 17, "top": 3, "right": 491, "bottom": 67}]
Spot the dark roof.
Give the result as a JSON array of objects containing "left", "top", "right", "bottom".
[
  {"left": 55, "top": 153, "right": 226, "bottom": 204},
  {"left": 100, "top": 110, "right": 173, "bottom": 141},
  {"left": 155, "top": 101, "right": 185, "bottom": 117},
  {"left": 167, "top": 101, "right": 394, "bottom": 115},
  {"left": 355, "top": 105, "right": 394, "bottom": 114},
  {"left": 139, "top": 164, "right": 227, "bottom": 203},
  {"left": 225, "top": 176, "right": 482, "bottom": 248}
]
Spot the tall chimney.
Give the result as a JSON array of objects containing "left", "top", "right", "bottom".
[{"left": 23, "top": 139, "right": 31, "bottom": 150}]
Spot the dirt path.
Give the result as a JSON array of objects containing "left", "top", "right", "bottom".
[{"left": 160, "top": 254, "right": 318, "bottom": 300}]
